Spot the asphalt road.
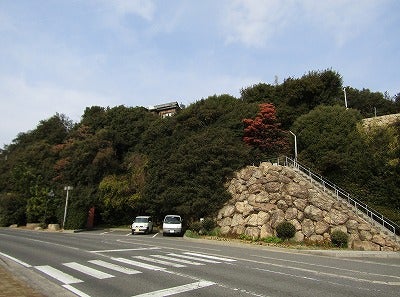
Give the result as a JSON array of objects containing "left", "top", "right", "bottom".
[{"left": 0, "top": 228, "right": 399, "bottom": 297}]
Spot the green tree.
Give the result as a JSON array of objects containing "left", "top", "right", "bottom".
[
  {"left": 291, "top": 105, "right": 362, "bottom": 180},
  {"left": 0, "top": 193, "right": 26, "bottom": 226}
]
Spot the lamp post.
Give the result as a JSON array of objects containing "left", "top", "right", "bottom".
[
  {"left": 289, "top": 131, "right": 297, "bottom": 165},
  {"left": 63, "top": 186, "right": 73, "bottom": 229},
  {"left": 343, "top": 87, "right": 348, "bottom": 109}
]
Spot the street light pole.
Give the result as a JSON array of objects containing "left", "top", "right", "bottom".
[
  {"left": 289, "top": 130, "right": 297, "bottom": 165},
  {"left": 63, "top": 186, "right": 73, "bottom": 229}
]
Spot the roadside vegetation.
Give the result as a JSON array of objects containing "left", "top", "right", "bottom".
[
  {"left": 185, "top": 221, "right": 350, "bottom": 250},
  {"left": 0, "top": 70, "right": 399, "bottom": 230}
]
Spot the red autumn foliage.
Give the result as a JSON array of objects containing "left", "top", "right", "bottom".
[{"left": 243, "top": 103, "right": 289, "bottom": 154}]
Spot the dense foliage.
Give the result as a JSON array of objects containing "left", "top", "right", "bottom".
[
  {"left": 276, "top": 221, "right": 296, "bottom": 240},
  {"left": 0, "top": 70, "right": 399, "bottom": 229}
]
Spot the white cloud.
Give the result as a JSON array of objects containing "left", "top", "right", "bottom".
[
  {"left": 0, "top": 76, "right": 112, "bottom": 146},
  {"left": 302, "top": 0, "right": 383, "bottom": 47},
  {"left": 222, "top": 0, "right": 296, "bottom": 47},
  {"left": 110, "top": 0, "right": 156, "bottom": 21},
  {"left": 221, "top": 0, "right": 384, "bottom": 48}
]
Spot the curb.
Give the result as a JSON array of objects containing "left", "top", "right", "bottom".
[{"left": 183, "top": 236, "right": 400, "bottom": 258}]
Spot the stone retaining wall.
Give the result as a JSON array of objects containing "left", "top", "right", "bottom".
[
  {"left": 362, "top": 113, "right": 400, "bottom": 130},
  {"left": 217, "top": 162, "right": 400, "bottom": 251}
]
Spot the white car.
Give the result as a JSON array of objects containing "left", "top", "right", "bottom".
[
  {"left": 162, "top": 215, "right": 183, "bottom": 236},
  {"left": 131, "top": 216, "right": 153, "bottom": 235}
]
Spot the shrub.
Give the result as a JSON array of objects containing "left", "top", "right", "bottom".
[
  {"left": 202, "top": 218, "right": 216, "bottom": 232},
  {"left": 184, "top": 229, "right": 200, "bottom": 238},
  {"left": 330, "top": 230, "right": 348, "bottom": 248},
  {"left": 276, "top": 221, "right": 296, "bottom": 240},
  {"left": 207, "top": 227, "right": 221, "bottom": 237},
  {"left": 261, "top": 236, "right": 283, "bottom": 244},
  {"left": 188, "top": 221, "right": 203, "bottom": 233}
]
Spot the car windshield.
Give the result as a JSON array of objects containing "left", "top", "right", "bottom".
[
  {"left": 135, "top": 217, "right": 149, "bottom": 223},
  {"left": 164, "top": 216, "right": 181, "bottom": 223}
]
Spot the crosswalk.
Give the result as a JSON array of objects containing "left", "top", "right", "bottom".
[{"left": 33, "top": 252, "right": 236, "bottom": 286}]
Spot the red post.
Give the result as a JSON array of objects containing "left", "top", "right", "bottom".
[{"left": 87, "top": 206, "right": 95, "bottom": 229}]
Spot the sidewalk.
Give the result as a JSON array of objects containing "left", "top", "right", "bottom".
[
  {"left": 0, "top": 255, "right": 74, "bottom": 297},
  {"left": 0, "top": 264, "right": 44, "bottom": 297}
]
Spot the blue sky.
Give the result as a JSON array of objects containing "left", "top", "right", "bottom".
[{"left": 1, "top": 0, "right": 399, "bottom": 147}]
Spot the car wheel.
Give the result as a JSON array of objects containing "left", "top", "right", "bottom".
[{"left": 131, "top": 230, "right": 134, "bottom": 235}]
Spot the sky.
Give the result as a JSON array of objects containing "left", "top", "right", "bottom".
[{"left": 0, "top": 0, "right": 399, "bottom": 148}]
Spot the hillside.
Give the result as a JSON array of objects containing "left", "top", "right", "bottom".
[{"left": 0, "top": 70, "right": 399, "bottom": 230}]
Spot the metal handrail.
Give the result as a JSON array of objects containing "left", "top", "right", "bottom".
[{"left": 278, "top": 156, "right": 399, "bottom": 239}]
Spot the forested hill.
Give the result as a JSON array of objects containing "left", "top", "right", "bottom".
[{"left": 0, "top": 70, "right": 399, "bottom": 229}]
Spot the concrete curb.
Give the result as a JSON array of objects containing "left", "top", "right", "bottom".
[{"left": 183, "top": 236, "right": 400, "bottom": 258}]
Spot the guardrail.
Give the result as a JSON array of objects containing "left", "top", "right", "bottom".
[{"left": 276, "top": 156, "right": 399, "bottom": 239}]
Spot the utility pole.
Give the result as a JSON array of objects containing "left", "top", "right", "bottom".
[
  {"left": 289, "top": 131, "right": 298, "bottom": 165},
  {"left": 343, "top": 87, "right": 348, "bottom": 109},
  {"left": 63, "top": 186, "right": 73, "bottom": 229}
]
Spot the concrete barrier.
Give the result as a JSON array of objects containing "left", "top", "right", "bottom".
[
  {"left": 26, "top": 223, "right": 41, "bottom": 229},
  {"left": 48, "top": 224, "right": 60, "bottom": 231}
]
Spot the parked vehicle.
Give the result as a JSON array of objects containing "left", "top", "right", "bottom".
[
  {"left": 131, "top": 216, "right": 153, "bottom": 235},
  {"left": 162, "top": 215, "right": 183, "bottom": 236}
]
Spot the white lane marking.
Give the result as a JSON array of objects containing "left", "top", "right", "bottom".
[
  {"left": 0, "top": 252, "right": 32, "bottom": 267},
  {"left": 255, "top": 255, "right": 400, "bottom": 281},
  {"left": 62, "top": 284, "right": 91, "bottom": 297},
  {"left": 131, "top": 280, "right": 215, "bottom": 297},
  {"left": 134, "top": 256, "right": 186, "bottom": 268},
  {"left": 90, "top": 247, "right": 160, "bottom": 253},
  {"left": 152, "top": 233, "right": 159, "bottom": 238},
  {"left": 112, "top": 257, "right": 166, "bottom": 271},
  {"left": 184, "top": 252, "right": 236, "bottom": 262},
  {"left": 35, "top": 265, "right": 83, "bottom": 284},
  {"left": 63, "top": 262, "right": 114, "bottom": 279},
  {"left": 167, "top": 253, "right": 221, "bottom": 263},
  {"left": 151, "top": 254, "right": 204, "bottom": 266},
  {"left": 253, "top": 263, "right": 400, "bottom": 286},
  {"left": 88, "top": 260, "right": 142, "bottom": 274}
]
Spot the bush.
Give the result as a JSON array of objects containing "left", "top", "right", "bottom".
[
  {"left": 330, "top": 230, "right": 348, "bottom": 248},
  {"left": 184, "top": 229, "right": 200, "bottom": 238},
  {"left": 188, "top": 221, "right": 203, "bottom": 233},
  {"left": 261, "top": 236, "right": 283, "bottom": 244},
  {"left": 276, "top": 221, "right": 296, "bottom": 240},
  {"left": 202, "top": 218, "right": 216, "bottom": 232}
]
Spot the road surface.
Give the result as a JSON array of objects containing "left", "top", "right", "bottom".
[{"left": 0, "top": 228, "right": 399, "bottom": 297}]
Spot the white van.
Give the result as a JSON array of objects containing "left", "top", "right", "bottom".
[
  {"left": 162, "top": 215, "right": 183, "bottom": 236},
  {"left": 131, "top": 216, "right": 153, "bottom": 235}
]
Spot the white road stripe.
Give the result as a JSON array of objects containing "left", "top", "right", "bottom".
[
  {"left": 184, "top": 252, "right": 236, "bottom": 262},
  {"left": 151, "top": 254, "right": 204, "bottom": 266},
  {"left": 88, "top": 260, "right": 142, "bottom": 274},
  {"left": 35, "top": 265, "right": 83, "bottom": 284},
  {"left": 63, "top": 262, "right": 114, "bottom": 279},
  {"left": 167, "top": 253, "right": 220, "bottom": 263},
  {"left": 131, "top": 280, "right": 215, "bottom": 297},
  {"left": 90, "top": 247, "right": 160, "bottom": 253},
  {"left": 0, "top": 252, "right": 31, "bottom": 267},
  {"left": 112, "top": 257, "right": 166, "bottom": 271},
  {"left": 62, "top": 284, "right": 91, "bottom": 297},
  {"left": 134, "top": 256, "right": 186, "bottom": 268}
]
